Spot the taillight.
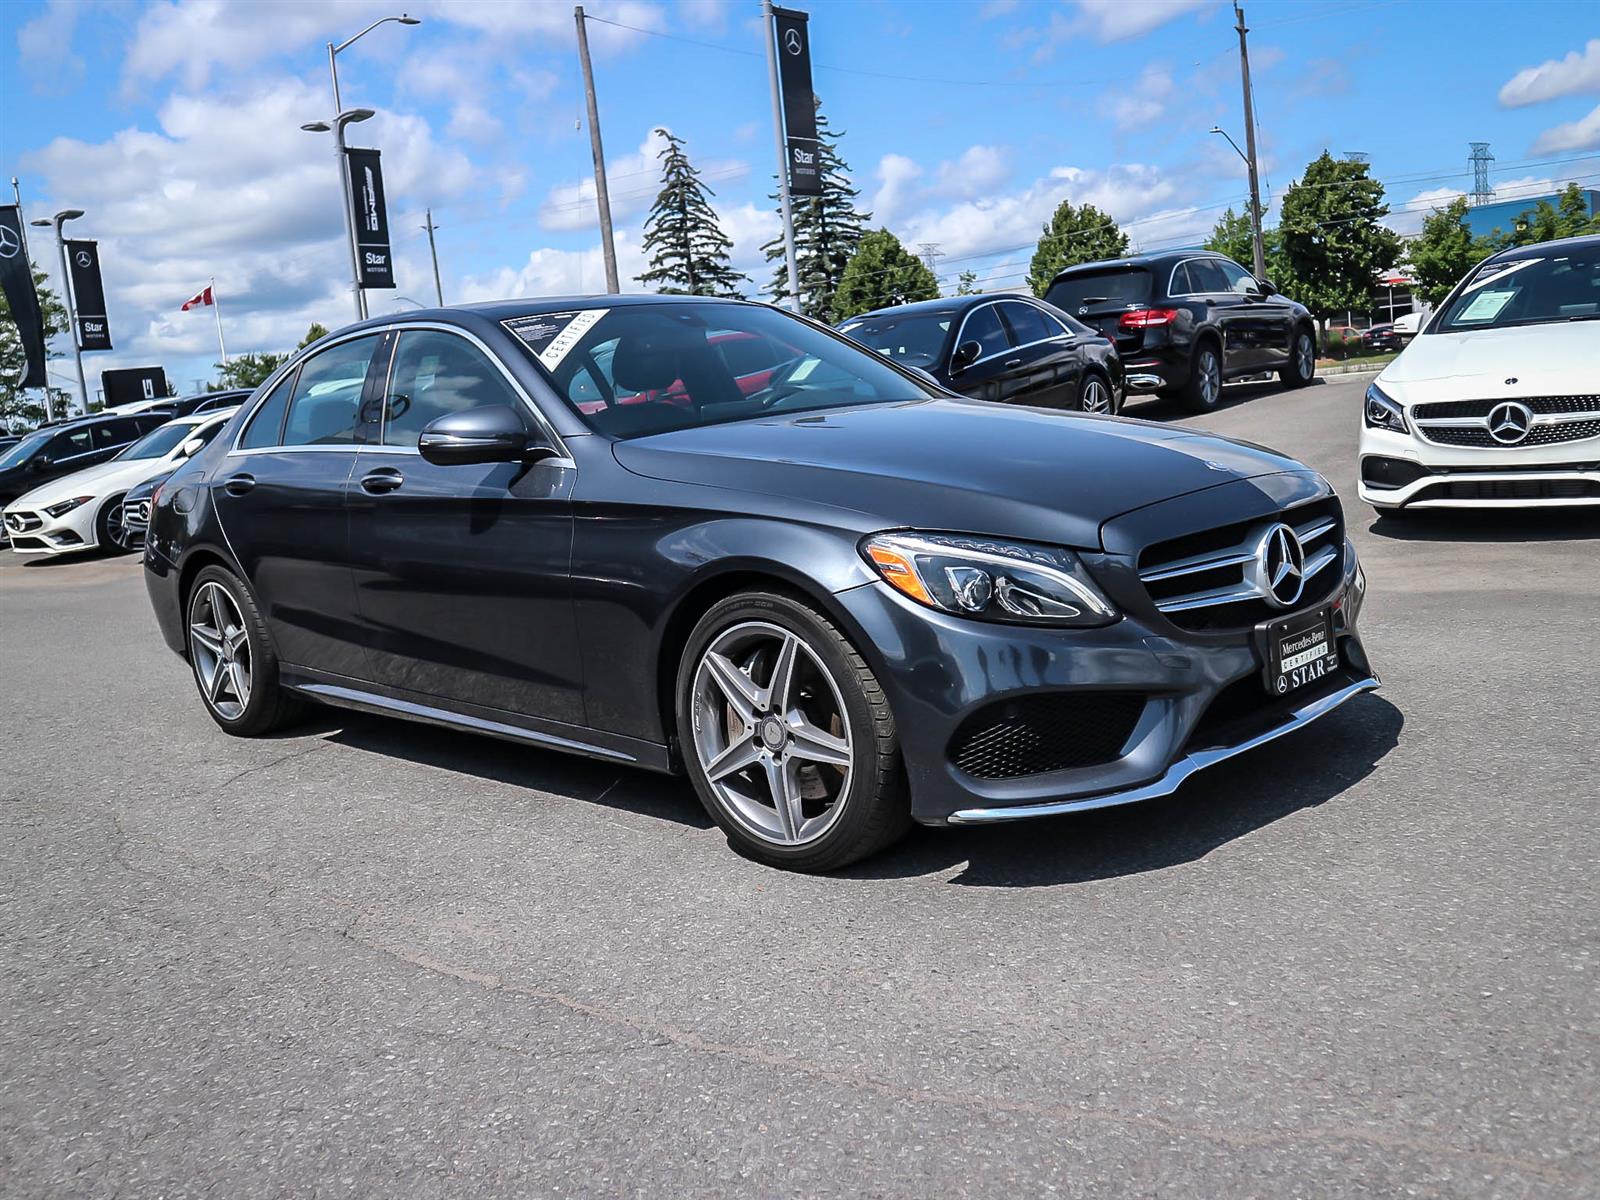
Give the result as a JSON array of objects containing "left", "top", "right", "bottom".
[{"left": 1119, "top": 308, "right": 1179, "bottom": 329}]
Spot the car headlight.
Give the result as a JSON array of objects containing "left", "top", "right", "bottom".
[
  {"left": 1364, "top": 383, "right": 1408, "bottom": 434},
  {"left": 44, "top": 495, "right": 94, "bottom": 518},
  {"left": 862, "top": 531, "right": 1118, "bottom": 627}
]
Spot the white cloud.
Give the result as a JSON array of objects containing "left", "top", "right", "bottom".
[
  {"left": 870, "top": 154, "right": 926, "bottom": 227},
  {"left": 979, "top": 0, "right": 1019, "bottom": 18},
  {"left": 1099, "top": 65, "right": 1175, "bottom": 132},
  {"left": 537, "top": 129, "right": 749, "bottom": 234},
  {"left": 1387, "top": 186, "right": 1465, "bottom": 236},
  {"left": 1073, "top": 0, "right": 1208, "bottom": 42},
  {"left": 16, "top": 0, "right": 85, "bottom": 90},
  {"left": 936, "top": 146, "right": 1010, "bottom": 201},
  {"left": 1499, "top": 39, "right": 1600, "bottom": 108},
  {"left": 1531, "top": 104, "right": 1600, "bottom": 154}
]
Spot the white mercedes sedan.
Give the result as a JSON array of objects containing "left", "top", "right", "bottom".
[
  {"left": 3, "top": 407, "right": 238, "bottom": 556},
  {"left": 1358, "top": 233, "right": 1598, "bottom": 512}
]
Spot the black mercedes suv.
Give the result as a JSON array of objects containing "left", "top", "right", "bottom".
[
  {"left": 143, "top": 296, "right": 1376, "bottom": 872},
  {"left": 1044, "top": 251, "right": 1317, "bottom": 412}
]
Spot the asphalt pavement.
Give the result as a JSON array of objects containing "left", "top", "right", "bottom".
[{"left": 2, "top": 374, "right": 1596, "bottom": 1198}]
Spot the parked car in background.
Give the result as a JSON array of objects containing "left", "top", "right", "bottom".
[
  {"left": 0, "top": 411, "right": 172, "bottom": 514},
  {"left": 119, "top": 470, "right": 174, "bottom": 552},
  {"left": 1358, "top": 233, "right": 1600, "bottom": 513},
  {"left": 1362, "top": 324, "right": 1404, "bottom": 353},
  {"left": 143, "top": 295, "right": 1374, "bottom": 872},
  {"left": 837, "top": 294, "right": 1123, "bottom": 413},
  {"left": 4, "top": 407, "right": 239, "bottom": 556},
  {"left": 1044, "top": 251, "right": 1317, "bottom": 412},
  {"left": 148, "top": 389, "right": 254, "bottom": 420}
]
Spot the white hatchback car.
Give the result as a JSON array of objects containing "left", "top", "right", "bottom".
[
  {"left": 1358, "top": 234, "right": 1598, "bottom": 512},
  {"left": 3, "top": 408, "right": 238, "bottom": 556}
]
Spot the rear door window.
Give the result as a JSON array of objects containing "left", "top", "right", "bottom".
[
  {"left": 1186, "top": 259, "right": 1231, "bottom": 294},
  {"left": 93, "top": 419, "right": 137, "bottom": 450},
  {"left": 1215, "top": 259, "right": 1259, "bottom": 293},
  {"left": 957, "top": 305, "right": 1011, "bottom": 360},
  {"left": 281, "top": 336, "right": 381, "bottom": 446},
  {"left": 239, "top": 372, "right": 296, "bottom": 449},
  {"left": 997, "top": 301, "right": 1056, "bottom": 346},
  {"left": 50, "top": 427, "right": 96, "bottom": 464}
]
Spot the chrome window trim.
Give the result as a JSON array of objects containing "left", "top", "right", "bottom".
[
  {"left": 1169, "top": 257, "right": 1228, "bottom": 297},
  {"left": 954, "top": 298, "right": 1077, "bottom": 371}
]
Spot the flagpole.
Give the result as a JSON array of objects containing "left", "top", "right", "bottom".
[{"left": 210, "top": 277, "right": 228, "bottom": 365}]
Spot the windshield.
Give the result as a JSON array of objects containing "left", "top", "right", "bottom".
[
  {"left": 510, "top": 301, "right": 942, "bottom": 439},
  {"left": 115, "top": 421, "right": 196, "bottom": 461},
  {"left": 1045, "top": 268, "right": 1151, "bottom": 312},
  {"left": 0, "top": 428, "right": 54, "bottom": 470},
  {"left": 1433, "top": 247, "right": 1600, "bottom": 332},
  {"left": 837, "top": 311, "right": 953, "bottom": 368}
]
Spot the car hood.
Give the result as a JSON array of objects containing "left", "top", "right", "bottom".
[
  {"left": 6, "top": 457, "right": 168, "bottom": 510},
  {"left": 1379, "top": 322, "right": 1595, "bottom": 402},
  {"left": 610, "top": 398, "right": 1306, "bottom": 549}
]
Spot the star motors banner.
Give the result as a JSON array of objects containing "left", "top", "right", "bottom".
[
  {"left": 344, "top": 147, "right": 396, "bottom": 289},
  {"left": 774, "top": 7, "right": 821, "bottom": 197},
  {"left": 0, "top": 205, "right": 48, "bottom": 388},
  {"left": 65, "top": 239, "right": 112, "bottom": 351}
]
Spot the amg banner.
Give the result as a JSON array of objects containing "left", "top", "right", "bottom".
[
  {"left": 0, "top": 205, "right": 48, "bottom": 388},
  {"left": 344, "top": 147, "right": 396, "bottom": 289},
  {"left": 65, "top": 239, "right": 112, "bottom": 351},
  {"left": 774, "top": 7, "right": 821, "bottom": 197}
]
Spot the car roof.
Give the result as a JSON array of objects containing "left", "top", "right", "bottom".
[
  {"left": 1049, "top": 250, "right": 1229, "bottom": 281},
  {"left": 845, "top": 292, "right": 1050, "bottom": 323},
  {"left": 1482, "top": 233, "right": 1600, "bottom": 263}
]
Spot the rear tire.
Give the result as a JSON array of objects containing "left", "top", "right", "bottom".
[
  {"left": 1077, "top": 370, "right": 1118, "bottom": 415},
  {"left": 186, "top": 565, "right": 306, "bottom": 737},
  {"left": 676, "top": 590, "right": 909, "bottom": 872},
  {"left": 1181, "top": 342, "right": 1223, "bottom": 413},
  {"left": 1281, "top": 328, "right": 1316, "bottom": 388}
]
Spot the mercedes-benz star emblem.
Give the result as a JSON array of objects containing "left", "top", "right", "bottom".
[
  {"left": 74, "top": 249, "right": 92, "bottom": 269},
  {"left": 1078, "top": 305, "right": 1089, "bottom": 315},
  {"left": 784, "top": 28, "right": 802, "bottom": 54},
  {"left": 0, "top": 225, "right": 19, "bottom": 259},
  {"left": 1251, "top": 522, "right": 1305, "bottom": 609},
  {"left": 1487, "top": 401, "right": 1533, "bottom": 445}
]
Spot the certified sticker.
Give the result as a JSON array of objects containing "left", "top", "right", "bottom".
[{"left": 503, "top": 309, "right": 608, "bottom": 370}]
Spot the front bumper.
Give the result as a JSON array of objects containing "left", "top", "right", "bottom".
[
  {"left": 834, "top": 547, "right": 1375, "bottom": 826},
  {"left": 1357, "top": 425, "right": 1600, "bottom": 508},
  {"left": 2, "top": 506, "right": 94, "bottom": 555}
]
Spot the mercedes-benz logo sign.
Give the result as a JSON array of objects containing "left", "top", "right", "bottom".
[
  {"left": 0, "top": 225, "right": 19, "bottom": 259},
  {"left": 784, "top": 28, "right": 802, "bottom": 55},
  {"left": 1078, "top": 305, "right": 1088, "bottom": 315},
  {"left": 1250, "top": 522, "right": 1306, "bottom": 609},
  {"left": 1487, "top": 401, "right": 1533, "bottom": 445},
  {"left": 74, "top": 249, "right": 92, "bottom": 269}
]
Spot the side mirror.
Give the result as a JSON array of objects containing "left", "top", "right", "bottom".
[
  {"left": 181, "top": 437, "right": 206, "bottom": 457},
  {"left": 951, "top": 340, "right": 983, "bottom": 371},
  {"left": 417, "top": 405, "right": 554, "bottom": 467},
  {"left": 1257, "top": 278, "right": 1277, "bottom": 295}
]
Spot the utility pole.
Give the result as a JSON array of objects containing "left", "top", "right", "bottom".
[
  {"left": 575, "top": 7, "right": 620, "bottom": 293},
  {"left": 763, "top": 0, "right": 802, "bottom": 312},
  {"left": 422, "top": 208, "right": 444, "bottom": 305},
  {"left": 1233, "top": 2, "right": 1267, "bottom": 282}
]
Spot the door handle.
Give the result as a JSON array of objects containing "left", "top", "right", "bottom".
[
  {"left": 1004, "top": 358, "right": 1023, "bottom": 368},
  {"left": 223, "top": 473, "right": 256, "bottom": 496},
  {"left": 360, "top": 467, "right": 404, "bottom": 495}
]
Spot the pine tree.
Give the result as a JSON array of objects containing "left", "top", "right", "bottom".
[
  {"left": 832, "top": 229, "right": 940, "bottom": 320},
  {"left": 1027, "top": 200, "right": 1130, "bottom": 296},
  {"left": 761, "top": 112, "right": 871, "bottom": 321},
  {"left": 636, "top": 129, "right": 744, "bottom": 298}
]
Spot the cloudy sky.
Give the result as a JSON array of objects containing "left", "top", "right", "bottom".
[{"left": 3, "top": 0, "right": 1598, "bottom": 396}]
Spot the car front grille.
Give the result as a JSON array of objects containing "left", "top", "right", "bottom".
[
  {"left": 124, "top": 499, "right": 151, "bottom": 526},
  {"left": 949, "top": 692, "right": 1145, "bottom": 780},
  {"left": 1136, "top": 498, "right": 1343, "bottom": 633},
  {"left": 1412, "top": 395, "right": 1600, "bottom": 448},
  {"left": 4, "top": 511, "right": 42, "bottom": 533},
  {"left": 1411, "top": 477, "right": 1600, "bottom": 502}
]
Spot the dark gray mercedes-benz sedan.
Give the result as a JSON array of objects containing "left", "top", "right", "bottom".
[{"left": 143, "top": 295, "right": 1378, "bottom": 871}]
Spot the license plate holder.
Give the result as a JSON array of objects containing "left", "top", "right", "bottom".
[{"left": 1261, "top": 606, "right": 1338, "bottom": 697}]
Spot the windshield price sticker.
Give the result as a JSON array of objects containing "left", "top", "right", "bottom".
[
  {"left": 1458, "top": 289, "right": 1516, "bottom": 323},
  {"left": 503, "top": 310, "right": 607, "bottom": 369}
]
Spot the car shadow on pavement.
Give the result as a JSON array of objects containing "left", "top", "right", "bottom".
[
  {"left": 1123, "top": 377, "right": 1309, "bottom": 422},
  {"left": 1367, "top": 509, "right": 1600, "bottom": 542},
  {"left": 845, "top": 693, "right": 1404, "bottom": 888}
]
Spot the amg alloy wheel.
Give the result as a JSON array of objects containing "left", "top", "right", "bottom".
[
  {"left": 677, "top": 592, "right": 908, "bottom": 871},
  {"left": 1079, "top": 374, "right": 1115, "bottom": 415},
  {"left": 1282, "top": 330, "right": 1316, "bottom": 388},
  {"left": 185, "top": 565, "right": 305, "bottom": 736},
  {"left": 97, "top": 494, "right": 133, "bottom": 554},
  {"left": 1183, "top": 344, "right": 1222, "bottom": 412}
]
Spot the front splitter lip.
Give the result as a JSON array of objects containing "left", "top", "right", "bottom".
[{"left": 946, "top": 673, "right": 1380, "bottom": 825}]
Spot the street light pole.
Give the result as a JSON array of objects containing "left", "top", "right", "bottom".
[
  {"left": 1232, "top": 2, "right": 1268, "bottom": 281},
  {"left": 322, "top": 13, "right": 420, "bottom": 321},
  {"left": 422, "top": 207, "right": 444, "bottom": 305},
  {"left": 31, "top": 209, "right": 88, "bottom": 417},
  {"left": 1209, "top": 124, "right": 1266, "bottom": 280}
]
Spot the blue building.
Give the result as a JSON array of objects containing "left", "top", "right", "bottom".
[{"left": 1462, "top": 188, "right": 1599, "bottom": 240}]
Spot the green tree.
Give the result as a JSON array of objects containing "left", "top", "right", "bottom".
[
  {"left": 1276, "top": 151, "right": 1404, "bottom": 324},
  {"left": 955, "top": 269, "right": 980, "bottom": 295},
  {"left": 1492, "top": 182, "right": 1600, "bottom": 248},
  {"left": 832, "top": 229, "right": 940, "bottom": 320},
  {"left": 1406, "top": 197, "right": 1494, "bottom": 305},
  {"left": 761, "top": 112, "right": 871, "bottom": 321},
  {"left": 1204, "top": 207, "right": 1284, "bottom": 280},
  {"left": 1026, "top": 199, "right": 1130, "bottom": 296},
  {"left": 636, "top": 129, "right": 744, "bottom": 298},
  {"left": 210, "top": 351, "right": 287, "bottom": 391},
  {"left": 298, "top": 322, "right": 330, "bottom": 349},
  {"left": 0, "top": 262, "right": 71, "bottom": 429}
]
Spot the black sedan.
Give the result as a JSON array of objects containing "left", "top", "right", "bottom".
[
  {"left": 837, "top": 295, "right": 1122, "bottom": 414},
  {"left": 143, "top": 296, "right": 1377, "bottom": 872}
]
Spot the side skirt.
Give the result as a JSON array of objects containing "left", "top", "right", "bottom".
[{"left": 280, "top": 665, "right": 676, "bottom": 774}]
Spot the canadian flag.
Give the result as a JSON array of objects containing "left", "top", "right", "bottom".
[{"left": 181, "top": 285, "right": 214, "bottom": 311}]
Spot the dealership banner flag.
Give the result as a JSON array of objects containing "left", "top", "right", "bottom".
[
  {"left": 344, "top": 147, "right": 396, "bottom": 289},
  {"left": 65, "top": 239, "right": 112, "bottom": 351},
  {"left": 0, "top": 205, "right": 48, "bottom": 388},
  {"left": 774, "top": 7, "right": 821, "bottom": 197}
]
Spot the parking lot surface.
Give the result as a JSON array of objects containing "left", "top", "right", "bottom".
[{"left": 2, "top": 374, "right": 1596, "bottom": 1198}]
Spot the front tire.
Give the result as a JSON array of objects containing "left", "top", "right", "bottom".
[
  {"left": 186, "top": 565, "right": 305, "bottom": 737},
  {"left": 1281, "top": 328, "right": 1316, "bottom": 388},
  {"left": 96, "top": 494, "right": 132, "bottom": 554},
  {"left": 676, "top": 590, "right": 909, "bottom": 872},
  {"left": 1181, "top": 342, "right": 1223, "bottom": 412}
]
